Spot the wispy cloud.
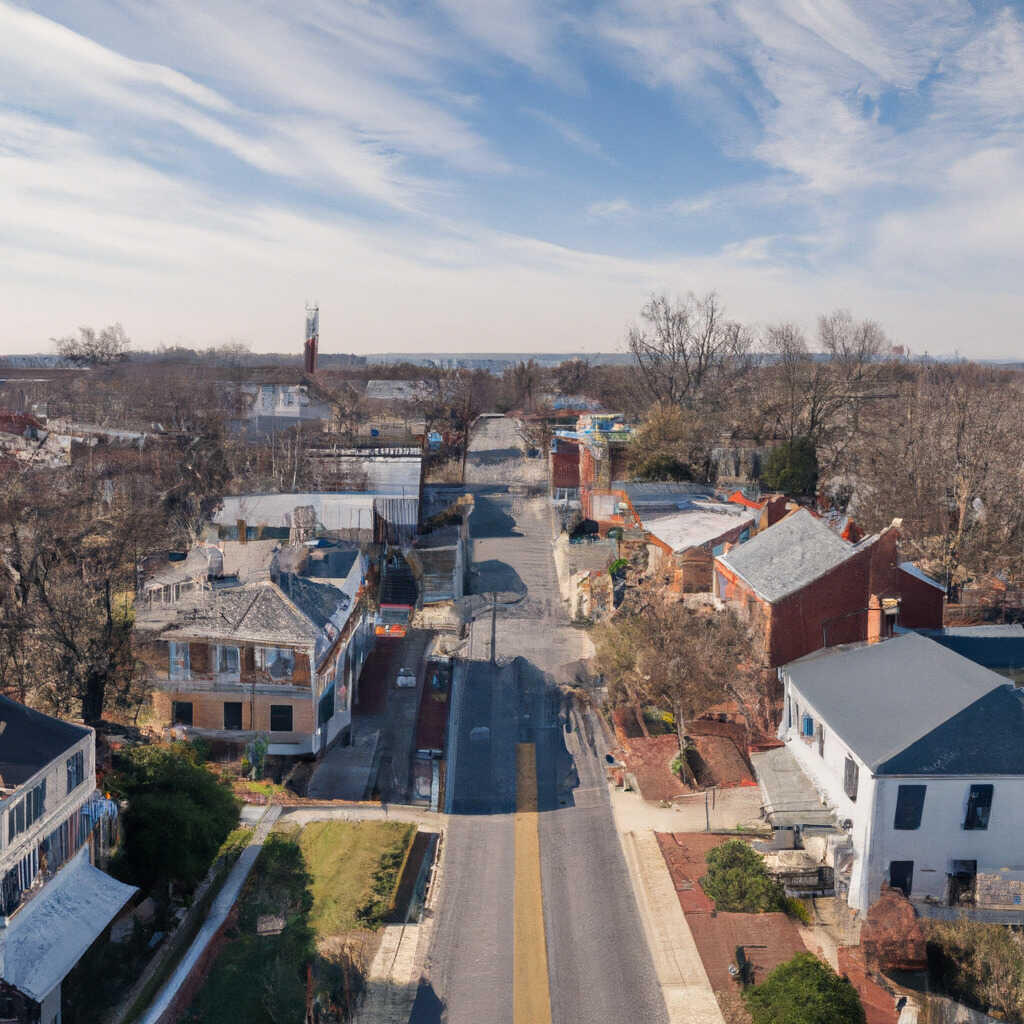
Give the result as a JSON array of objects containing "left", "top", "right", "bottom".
[
  {"left": 522, "top": 107, "right": 608, "bottom": 159},
  {"left": 586, "top": 198, "right": 634, "bottom": 220}
]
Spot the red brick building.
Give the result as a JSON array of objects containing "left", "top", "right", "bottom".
[{"left": 714, "top": 508, "right": 944, "bottom": 667}]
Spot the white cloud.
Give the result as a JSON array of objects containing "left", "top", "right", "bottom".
[{"left": 586, "top": 198, "right": 634, "bottom": 220}]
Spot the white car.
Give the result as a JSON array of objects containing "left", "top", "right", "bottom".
[{"left": 396, "top": 667, "right": 417, "bottom": 688}]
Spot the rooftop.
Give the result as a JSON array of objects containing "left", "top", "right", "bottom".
[
  {"left": 643, "top": 499, "right": 755, "bottom": 552},
  {"left": 716, "top": 508, "right": 861, "bottom": 603},
  {"left": 2, "top": 849, "right": 136, "bottom": 1001},
  {"left": 751, "top": 746, "right": 837, "bottom": 828},
  {"left": 784, "top": 632, "right": 1016, "bottom": 774},
  {"left": 0, "top": 696, "right": 89, "bottom": 788},
  {"left": 163, "top": 580, "right": 326, "bottom": 646}
]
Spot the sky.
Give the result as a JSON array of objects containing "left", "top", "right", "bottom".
[{"left": 2, "top": 1, "right": 1023, "bottom": 358}]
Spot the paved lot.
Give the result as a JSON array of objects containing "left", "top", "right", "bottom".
[
  {"left": 308, "top": 629, "right": 432, "bottom": 801},
  {"left": 413, "top": 416, "right": 666, "bottom": 1024}
]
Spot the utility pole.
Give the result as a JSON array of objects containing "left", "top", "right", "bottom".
[{"left": 490, "top": 591, "right": 497, "bottom": 665}]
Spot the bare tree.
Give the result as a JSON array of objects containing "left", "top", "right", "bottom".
[
  {"left": 53, "top": 323, "right": 131, "bottom": 366},
  {"left": 628, "top": 292, "right": 752, "bottom": 411}
]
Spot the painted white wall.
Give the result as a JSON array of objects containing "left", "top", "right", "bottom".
[
  {"left": 0, "top": 731, "right": 94, "bottom": 873},
  {"left": 783, "top": 674, "right": 1024, "bottom": 911}
]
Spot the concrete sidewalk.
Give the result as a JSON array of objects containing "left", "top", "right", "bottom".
[
  {"left": 620, "top": 830, "right": 726, "bottom": 1024},
  {"left": 308, "top": 727, "right": 380, "bottom": 800},
  {"left": 140, "top": 803, "right": 282, "bottom": 1024}
]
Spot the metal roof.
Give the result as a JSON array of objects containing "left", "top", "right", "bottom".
[
  {"left": 716, "top": 508, "right": 860, "bottom": 603},
  {"left": 3, "top": 849, "right": 136, "bottom": 1001},
  {"left": 783, "top": 632, "right": 1009, "bottom": 773},
  {"left": 643, "top": 501, "right": 755, "bottom": 552},
  {"left": 751, "top": 746, "right": 837, "bottom": 828}
]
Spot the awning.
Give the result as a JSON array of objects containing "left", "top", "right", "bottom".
[
  {"left": 2, "top": 848, "right": 136, "bottom": 1002},
  {"left": 751, "top": 746, "right": 838, "bottom": 829}
]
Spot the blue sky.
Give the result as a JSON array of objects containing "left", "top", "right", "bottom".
[{"left": 1, "top": 0, "right": 1023, "bottom": 356}]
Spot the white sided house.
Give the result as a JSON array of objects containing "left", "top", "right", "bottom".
[
  {"left": 0, "top": 698, "right": 134, "bottom": 1023},
  {"left": 778, "top": 632, "right": 1024, "bottom": 914}
]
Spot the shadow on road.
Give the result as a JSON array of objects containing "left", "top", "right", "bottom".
[
  {"left": 467, "top": 493, "right": 520, "bottom": 539},
  {"left": 407, "top": 980, "right": 446, "bottom": 1023},
  {"left": 447, "top": 656, "right": 584, "bottom": 817},
  {"left": 472, "top": 559, "right": 526, "bottom": 595}
]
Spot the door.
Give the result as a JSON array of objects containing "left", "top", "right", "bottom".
[{"left": 889, "top": 860, "right": 914, "bottom": 897}]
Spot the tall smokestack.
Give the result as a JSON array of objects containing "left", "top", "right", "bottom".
[{"left": 304, "top": 302, "right": 319, "bottom": 374}]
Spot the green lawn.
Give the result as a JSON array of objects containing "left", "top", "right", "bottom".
[
  {"left": 182, "top": 820, "right": 415, "bottom": 1024},
  {"left": 299, "top": 820, "right": 415, "bottom": 935}
]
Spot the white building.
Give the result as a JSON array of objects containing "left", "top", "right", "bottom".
[
  {"left": 0, "top": 698, "right": 134, "bottom": 1023},
  {"left": 775, "top": 632, "right": 1024, "bottom": 913}
]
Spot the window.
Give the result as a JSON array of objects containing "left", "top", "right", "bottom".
[
  {"left": 255, "top": 646, "right": 295, "bottom": 679},
  {"left": 223, "top": 702, "right": 243, "bottom": 731},
  {"left": 269, "top": 705, "right": 293, "bottom": 732},
  {"left": 712, "top": 543, "right": 725, "bottom": 557},
  {"left": 843, "top": 757, "right": 859, "bottom": 802},
  {"left": 172, "top": 701, "right": 194, "bottom": 726},
  {"left": 169, "top": 641, "right": 190, "bottom": 680},
  {"left": 964, "top": 784, "right": 994, "bottom": 830},
  {"left": 801, "top": 714, "right": 814, "bottom": 738},
  {"left": 739, "top": 528, "right": 751, "bottom": 543},
  {"left": 66, "top": 750, "right": 85, "bottom": 792},
  {"left": 894, "top": 785, "right": 926, "bottom": 830},
  {"left": 217, "top": 645, "right": 240, "bottom": 675},
  {"left": 817, "top": 724, "right": 825, "bottom": 757},
  {"left": 786, "top": 697, "right": 792, "bottom": 730}
]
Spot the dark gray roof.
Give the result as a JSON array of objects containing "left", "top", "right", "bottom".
[
  {"left": 717, "top": 508, "right": 859, "bottom": 602},
  {"left": 0, "top": 696, "right": 89, "bottom": 787},
  {"left": 910, "top": 624, "right": 1024, "bottom": 674},
  {"left": 878, "top": 685, "right": 1024, "bottom": 775},
  {"left": 785, "top": 633, "right": 1008, "bottom": 772}
]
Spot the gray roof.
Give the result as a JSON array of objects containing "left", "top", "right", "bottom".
[
  {"left": 163, "top": 581, "right": 321, "bottom": 646},
  {"left": 716, "top": 508, "right": 859, "bottom": 602},
  {"left": 784, "top": 633, "right": 1009, "bottom": 773},
  {"left": 0, "top": 696, "right": 89, "bottom": 787}
]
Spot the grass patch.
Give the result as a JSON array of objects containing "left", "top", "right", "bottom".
[
  {"left": 183, "top": 821, "right": 416, "bottom": 1024},
  {"left": 299, "top": 820, "right": 415, "bottom": 935}
]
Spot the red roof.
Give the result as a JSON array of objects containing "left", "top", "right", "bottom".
[{"left": 727, "top": 490, "right": 765, "bottom": 510}]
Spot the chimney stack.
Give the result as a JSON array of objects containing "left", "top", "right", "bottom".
[{"left": 304, "top": 302, "right": 319, "bottom": 375}]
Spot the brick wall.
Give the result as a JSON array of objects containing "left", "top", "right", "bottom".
[
  {"left": 551, "top": 442, "right": 580, "bottom": 489},
  {"left": 151, "top": 689, "right": 313, "bottom": 738}
]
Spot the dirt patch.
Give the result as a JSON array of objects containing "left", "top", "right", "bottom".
[
  {"left": 656, "top": 832, "right": 809, "bottom": 1015},
  {"left": 838, "top": 946, "right": 899, "bottom": 1024},
  {"left": 621, "top": 735, "right": 689, "bottom": 802}
]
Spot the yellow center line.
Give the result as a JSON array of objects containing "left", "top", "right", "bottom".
[{"left": 514, "top": 742, "right": 553, "bottom": 1024}]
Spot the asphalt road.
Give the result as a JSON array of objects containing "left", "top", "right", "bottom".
[{"left": 411, "top": 417, "right": 667, "bottom": 1024}]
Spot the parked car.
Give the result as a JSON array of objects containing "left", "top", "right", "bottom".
[{"left": 396, "top": 667, "right": 417, "bottom": 688}]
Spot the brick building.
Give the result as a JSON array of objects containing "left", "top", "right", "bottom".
[
  {"left": 714, "top": 508, "right": 944, "bottom": 667},
  {"left": 139, "top": 541, "right": 374, "bottom": 756}
]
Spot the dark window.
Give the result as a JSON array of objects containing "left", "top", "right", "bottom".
[
  {"left": 889, "top": 860, "right": 914, "bottom": 897},
  {"left": 894, "top": 785, "right": 926, "bottom": 830},
  {"left": 801, "top": 714, "right": 814, "bottom": 738},
  {"left": 223, "top": 702, "right": 243, "bottom": 730},
  {"left": 172, "top": 701, "right": 194, "bottom": 726},
  {"left": 964, "top": 784, "right": 994, "bottom": 830},
  {"left": 318, "top": 687, "right": 334, "bottom": 726},
  {"left": 66, "top": 749, "right": 85, "bottom": 792},
  {"left": 844, "top": 757, "right": 859, "bottom": 802},
  {"left": 817, "top": 724, "right": 825, "bottom": 757},
  {"left": 786, "top": 697, "right": 792, "bottom": 730},
  {"left": 739, "top": 528, "right": 751, "bottom": 543},
  {"left": 270, "top": 705, "right": 293, "bottom": 732}
]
